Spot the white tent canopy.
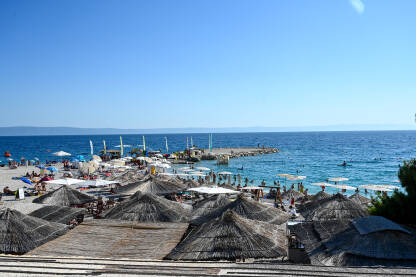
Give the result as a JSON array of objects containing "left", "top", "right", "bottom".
[
  {"left": 328, "top": 177, "right": 349, "bottom": 182},
  {"left": 217, "top": 171, "right": 232, "bottom": 175},
  {"left": 45, "top": 178, "right": 83, "bottom": 186},
  {"left": 311, "top": 182, "right": 334, "bottom": 187},
  {"left": 359, "top": 184, "right": 393, "bottom": 192},
  {"left": 78, "top": 179, "right": 119, "bottom": 187},
  {"left": 188, "top": 186, "right": 239, "bottom": 194},
  {"left": 331, "top": 184, "right": 356, "bottom": 190},
  {"left": 52, "top": 151, "right": 71, "bottom": 157}
]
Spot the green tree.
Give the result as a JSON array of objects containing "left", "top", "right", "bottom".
[{"left": 369, "top": 159, "right": 416, "bottom": 224}]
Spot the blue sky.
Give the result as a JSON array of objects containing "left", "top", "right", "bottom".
[{"left": 0, "top": 0, "right": 415, "bottom": 129}]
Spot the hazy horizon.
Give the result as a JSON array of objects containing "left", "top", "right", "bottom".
[{"left": 0, "top": 124, "right": 415, "bottom": 136}]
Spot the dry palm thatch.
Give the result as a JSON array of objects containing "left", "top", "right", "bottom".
[
  {"left": 192, "top": 194, "right": 232, "bottom": 218},
  {"left": 33, "top": 185, "right": 95, "bottom": 206},
  {"left": 0, "top": 208, "right": 69, "bottom": 254},
  {"left": 29, "top": 205, "right": 86, "bottom": 225},
  {"left": 103, "top": 191, "right": 189, "bottom": 222},
  {"left": 300, "top": 193, "right": 368, "bottom": 221},
  {"left": 349, "top": 193, "right": 371, "bottom": 207},
  {"left": 166, "top": 210, "right": 287, "bottom": 261},
  {"left": 281, "top": 189, "right": 304, "bottom": 201},
  {"left": 193, "top": 194, "right": 289, "bottom": 225},
  {"left": 311, "top": 191, "right": 331, "bottom": 202},
  {"left": 217, "top": 183, "right": 237, "bottom": 191},
  {"left": 290, "top": 216, "right": 416, "bottom": 267},
  {"left": 182, "top": 179, "right": 201, "bottom": 188},
  {"left": 297, "top": 191, "right": 331, "bottom": 212},
  {"left": 107, "top": 171, "right": 146, "bottom": 183},
  {"left": 115, "top": 176, "right": 185, "bottom": 196}
]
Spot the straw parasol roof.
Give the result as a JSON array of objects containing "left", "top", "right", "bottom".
[
  {"left": 0, "top": 208, "right": 69, "bottom": 254},
  {"left": 349, "top": 193, "right": 371, "bottom": 207},
  {"left": 33, "top": 185, "right": 95, "bottom": 206},
  {"left": 166, "top": 210, "right": 287, "bottom": 261},
  {"left": 29, "top": 205, "right": 87, "bottom": 225},
  {"left": 115, "top": 176, "right": 185, "bottom": 196},
  {"left": 107, "top": 171, "right": 146, "bottom": 183},
  {"left": 192, "top": 194, "right": 232, "bottom": 218},
  {"left": 103, "top": 191, "right": 189, "bottom": 223},
  {"left": 193, "top": 194, "right": 289, "bottom": 225},
  {"left": 299, "top": 193, "right": 369, "bottom": 221},
  {"left": 281, "top": 189, "right": 304, "bottom": 201},
  {"left": 290, "top": 216, "right": 416, "bottom": 267},
  {"left": 311, "top": 191, "right": 331, "bottom": 202}
]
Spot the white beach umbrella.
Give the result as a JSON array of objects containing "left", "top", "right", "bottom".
[
  {"left": 240, "top": 186, "right": 264, "bottom": 190},
  {"left": 92, "top": 155, "right": 102, "bottom": 161},
  {"left": 359, "top": 184, "right": 393, "bottom": 192},
  {"left": 277, "top": 173, "right": 294, "bottom": 178},
  {"left": 378, "top": 184, "right": 400, "bottom": 190},
  {"left": 188, "top": 186, "right": 239, "bottom": 194},
  {"left": 78, "top": 179, "right": 118, "bottom": 187},
  {"left": 157, "top": 163, "right": 171, "bottom": 169},
  {"left": 159, "top": 172, "right": 175, "bottom": 176},
  {"left": 52, "top": 151, "right": 71, "bottom": 157},
  {"left": 188, "top": 171, "right": 206, "bottom": 176},
  {"left": 328, "top": 177, "right": 349, "bottom": 182},
  {"left": 331, "top": 184, "right": 356, "bottom": 190},
  {"left": 310, "top": 182, "right": 334, "bottom": 188},
  {"left": 175, "top": 173, "right": 189, "bottom": 177},
  {"left": 45, "top": 178, "right": 83, "bottom": 186},
  {"left": 217, "top": 171, "right": 232, "bottom": 175}
]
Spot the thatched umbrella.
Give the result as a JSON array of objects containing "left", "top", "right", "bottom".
[
  {"left": 193, "top": 194, "right": 289, "bottom": 225},
  {"left": 290, "top": 216, "right": 416, "bottom": 267},
  {"left": 166, "top": 210, "right": 287, "bottom": 261},
  {"left": 103, "top": 191, "right": 189, "bottom": 222},
  {"left": 217, "top": 183, "right": 237, "bottom": 191},
  {"left": 300, "top": 193, "right": 369, "bottom": 221},
  {"left": 0, "top": 208, "right": 69, "bottom": 254},
  {"left": 192, "top": 194, "right": 232, "bottom": 218},
  {"left": 281, "top": 189, "right": 304, "bottom": 201},
  {"left": 107, "top": 171, "right": 146, "bottom": 183},
  {"left": 33, "top": 185, "right": 95, "bottom": 206},
  {"left": 349, "top": 193, "right": 371, "bottom": 207},
  {"left": 311, "top": 191, "right": 331, "bottom": 202},
  {"left": 29, "top": 205, "right": 86, "bottom": 225},
  {"left": 115, "top": 176, "right": 185, "bottom": 196}
]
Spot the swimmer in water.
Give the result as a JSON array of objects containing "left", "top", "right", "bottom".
[{"left": 341, "top": 161, "right": 347, "bottom": 167}]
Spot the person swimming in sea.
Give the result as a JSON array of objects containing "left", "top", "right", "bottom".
[{"left": 341, "top": 161, "right": 347, "bottom": 167}]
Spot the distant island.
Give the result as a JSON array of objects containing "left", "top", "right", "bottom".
[{"left": 0, "top": 125, "right": 414, "bottom": 136}]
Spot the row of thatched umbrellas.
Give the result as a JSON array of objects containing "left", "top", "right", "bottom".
[{"left": 2, "top": 170, "right": 405, "bottom": 263}]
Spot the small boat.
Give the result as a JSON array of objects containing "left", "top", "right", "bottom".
[{"left": 4, "top": 151, "right": 11, "bottom": 157}]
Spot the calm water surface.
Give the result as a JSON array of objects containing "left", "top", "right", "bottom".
[{"left": 1, "top": 131, "right": 415, "bottom": 196}]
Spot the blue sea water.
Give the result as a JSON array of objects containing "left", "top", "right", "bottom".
[{"left": 0, "top": 131, "right": 415, "bottom": 196}]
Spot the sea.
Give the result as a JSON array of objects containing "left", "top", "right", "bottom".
[{"left": 1, "top": 130, "right": 415, "bottom": 196}]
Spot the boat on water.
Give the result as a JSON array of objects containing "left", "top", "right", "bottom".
[{"left": 4, "top": 151, "right": 11, "bottom": 157}]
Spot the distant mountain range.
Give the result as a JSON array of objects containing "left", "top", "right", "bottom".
[{"left": 0, "top": 125, "right": 414, "bottom": 136}]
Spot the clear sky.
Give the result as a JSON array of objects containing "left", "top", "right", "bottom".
[{"left": 0, "top": 0, "right": 415, "bottom": 129}]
